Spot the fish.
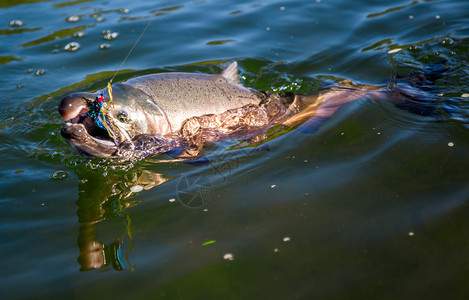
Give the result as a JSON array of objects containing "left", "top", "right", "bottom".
[{"left": 58, "top": 61, "right": 447, "bottom": 161}]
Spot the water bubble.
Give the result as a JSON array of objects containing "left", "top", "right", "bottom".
[
  {"left": 50, "top": 170, "right": 69, "bottom": 180},
  {"left": 117, "top": 8, "right": 130, "bottom": 14},
  {"left": 440, "top": 38, "right": 453, "bottom": 45},
  {"left": 96, "top": 17, "right": 105, "bottom": 22},
  {"left": 73, "top": 31, "right": 85, "bottom": 38},
  {"left": 103, "top": 32, "right": 118, "bottom": 40},
  {"left": 66, "top": 15, "right": 80, "bottom": 22},
  {"left": 99, "top": 43, "right": 110, "bottom": 50},
  {"left": 9, "top": 20, "right": 24, "bottom": 27},
  {"left": 34, "top": 69, "right": 46, "bottom": 76},
  {"left": 64, "top": 42, "right": 80, "bottom": 52},
  {"left": 223, "top": 253, "right": 234, "bottom": 261}
]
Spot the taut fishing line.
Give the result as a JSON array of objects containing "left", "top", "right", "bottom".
[
  {"left": 110, "top": 19, "right": 153, "bottom": 84},
  {"left": 89, "top": 18, "right": 153, "bottom": 138}
]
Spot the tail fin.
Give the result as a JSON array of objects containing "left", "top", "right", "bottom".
[
  {"left": 392, "top": 61, "right": 458, "bottom": 117},
  {"left": 395, "top": 60, "right": 449, "bottom": 92}
]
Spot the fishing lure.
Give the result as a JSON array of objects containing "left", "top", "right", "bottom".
[{"left": 87, "top": 82, "right": 116, "bottom": 138}]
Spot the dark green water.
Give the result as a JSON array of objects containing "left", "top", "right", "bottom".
[{"left": 1, "top": 0, "right": 469, "bottom": 299}]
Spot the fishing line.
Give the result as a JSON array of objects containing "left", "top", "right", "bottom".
[
  {"left": 110, "top": 18, "right": 153, "bottom": 84},
  {"left": 94, "top": 18, "right": 153, "bottom": 138}
]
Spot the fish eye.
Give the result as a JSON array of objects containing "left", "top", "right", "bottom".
[{"left": 117, "top": 110, "right": 129, "bottom": 123}]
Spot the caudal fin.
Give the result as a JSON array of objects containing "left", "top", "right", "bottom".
[{"left": 392, "top": 61, "right": 458, "bottom": 117}]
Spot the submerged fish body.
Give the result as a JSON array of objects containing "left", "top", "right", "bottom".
[{"left": 58, "top": 61, "right": 444, "bottom": 161}]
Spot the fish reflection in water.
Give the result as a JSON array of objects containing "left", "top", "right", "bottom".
[{"left": 75, "top": 168, "right": 170, "bottom": 271}]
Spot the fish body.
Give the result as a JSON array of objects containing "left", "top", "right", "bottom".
[
  {"left": 59, "top": 62, "right": 271, "bottom": 159},
  {"left": 59, "top": 61, "right": 446, "bottom": 161},
  {"left": 123, "top": 72, "right": 262, "bottom": 132}
]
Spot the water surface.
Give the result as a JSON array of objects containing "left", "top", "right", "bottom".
[{"left": 1, "top": 0, "right": 469, "bottom": 299}]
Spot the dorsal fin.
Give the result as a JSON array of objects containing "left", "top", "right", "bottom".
[{"left": 220, "top": 61, "right": 241, "bottom": 84}]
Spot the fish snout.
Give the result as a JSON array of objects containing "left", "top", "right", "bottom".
[{"left": 58, "top": 93, "right": 94, "bottom": 120}]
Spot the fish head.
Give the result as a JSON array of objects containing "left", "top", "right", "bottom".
[{"left": 58, "top": 84, "right": 172, "bottom": 158}]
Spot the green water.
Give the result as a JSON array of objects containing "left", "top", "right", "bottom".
[{"left": 1, "top": 0, "right": 469, "bottom": 299}]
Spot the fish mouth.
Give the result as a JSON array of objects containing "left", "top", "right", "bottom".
[
  {"left": 61, "top": 115, "right": 118, "bottom": 158},
  {"left": 59, "top": 93, "right": 118, "bottom": 158}
]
